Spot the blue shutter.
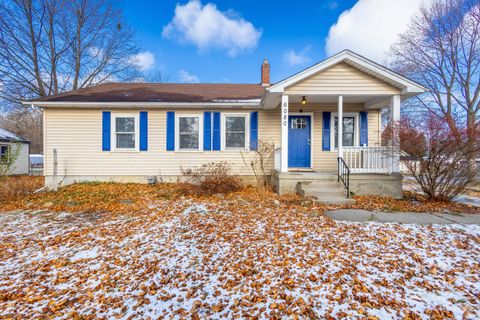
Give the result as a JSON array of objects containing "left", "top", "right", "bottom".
[
  {"left": 322, "top": 112, "right": 331, "bottom": 151},
  {"left": 140, "top": 111, "right": 148, "bottom": 151},
  {"left": 203, "top": 112, "right": 212, "bottom": 151},
  {"left": 166, "top": 111, "right": 175, "bottom": 151},
  {"left": 360, "top": 111, "right": 368, "bottom": 146},
  {"left": 250, "top": 111, "right": 258, "bottom": 151},
  {"left": 212, "top": 112, "right": 221, "bottom": 151},
  {"left": 102, "top": 111, "right": 111, "bottom": 151}
]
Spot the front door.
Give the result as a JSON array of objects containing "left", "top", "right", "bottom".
[{"left": 288, "top": 115, "right": 311, "bottom": 168}]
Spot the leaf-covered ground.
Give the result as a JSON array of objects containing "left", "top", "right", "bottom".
[
  {"left": 353, "top": 191, "right": 480, "bottom": 214},
  {"left": 0, "top": 184, "right": 479, "bottom": 319},
  {"left": 0, "top": 175, "right": 43, "bottom": 203}
]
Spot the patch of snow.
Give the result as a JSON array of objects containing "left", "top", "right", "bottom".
[{"left": 70, "top": 248, "right": 99, "bottom": 262}]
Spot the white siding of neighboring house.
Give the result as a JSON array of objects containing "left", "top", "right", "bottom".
[{"left": 1, "top": 142, "right": 29, "bottom": 175}]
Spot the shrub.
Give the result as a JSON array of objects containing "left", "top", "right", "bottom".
[
  {"left": 389, "top": 115, "right": 480, "bottom": 201},
  {"left": 181, "top": 161, "right": 242, "bottom": 195},
  {"left": 0, "top": 143, "right": 21, "bottom": 177},
  {"left": 241, "top": 140, "right": 275, "bottom": 192}
]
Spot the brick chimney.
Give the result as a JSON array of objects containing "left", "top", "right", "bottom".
[{"left": 261, "top": 58, "right": 270, "bottom": 86}]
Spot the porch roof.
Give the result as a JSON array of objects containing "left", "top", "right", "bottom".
[{"left": 263, "top": 50, "right": 427, "bottom": 109}]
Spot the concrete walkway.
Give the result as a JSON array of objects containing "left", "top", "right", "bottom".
[
  {"left": 455, "top": 194, "right": 480, "bottom": 208},
  {"left": 326, "top": 209, "right": 480, "bottom": 225}
]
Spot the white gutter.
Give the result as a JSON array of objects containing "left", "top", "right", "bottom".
[{"left": 21, "top": 100, "right": 263, "bottom": 109}]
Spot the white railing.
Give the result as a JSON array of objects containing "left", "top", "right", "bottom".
[
  {"left": 274, "top": 148, "right": 281, "bottom": 172},
  {"left": 343, "top": 146, "right": 394, "bottom": 173}
]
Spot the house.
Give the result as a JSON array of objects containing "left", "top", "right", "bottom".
[
  {"left": 0, "top": 128, "right": 30, "bottom": 175},
  {"left": 29, "top": 154, "right": 44, "bottom": 175},
  {"left": 26, "top": 50, "right": 426, "bottom": 200}
]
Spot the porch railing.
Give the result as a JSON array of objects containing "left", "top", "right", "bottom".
[
  {"left": 337, "top": 157, "right": 350, "bottom": 198},
  {"left": 343, "top": 146, "right": 394, "bottom": 174},
  {"left": 274, "top": 148, "right": 281, "bottom": 172}
]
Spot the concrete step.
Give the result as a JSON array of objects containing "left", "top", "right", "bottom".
[
  {"left": 297, "top": 181, "right": 355, "bottom": 205},
  {"left": 314, "top": 197, "right": 356, "bottom": 205},
  {"left": 301, "top": 181, "right": 344, "bottom": 189},
  {"left": 301, "top": 188, "right": 346, "bottom": 198}
]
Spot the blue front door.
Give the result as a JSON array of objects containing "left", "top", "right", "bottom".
[{"left": 288, "top": 115, "right": 311, "bottom": 168}]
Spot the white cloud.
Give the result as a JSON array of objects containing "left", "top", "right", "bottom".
[
  {"left": 283, "top": 46, "right": 312, "bottom": 67},
  {"left": 178, "top": 70, "right": 200, "bottom": 83},
  {"left": 326, "top": 0, "right": 434, "bottom": 62},
  {"left": 131, "top": 51, "right": 155, "bottom": 71},
  {"left": 162, "top": 0, "right": 262, "bottom": 57},
  {"left": 324, "top": 1, "right": 339, "bottom": 10}
]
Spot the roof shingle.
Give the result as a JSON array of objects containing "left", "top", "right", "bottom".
[{"left": 30, "top": 83, "right": 265, "bottom": 103}]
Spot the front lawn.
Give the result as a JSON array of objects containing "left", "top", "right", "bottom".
[{"left": 0, "top": 183, "right": 478, "bottom": 319}]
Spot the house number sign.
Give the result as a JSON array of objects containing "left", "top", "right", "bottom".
[{"left": 282, "top": 102, "right": 288, "bottom": 126}]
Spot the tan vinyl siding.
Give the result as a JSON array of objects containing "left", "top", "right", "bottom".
[
  {"left": 44, "top": 106, "right": 381, "bottom": 177},
  {"left": 285, "top": 63, "right": 400, "bottom": 95},
  {"left": 286, "top": 104, "right": 381, "bottom": 172}
]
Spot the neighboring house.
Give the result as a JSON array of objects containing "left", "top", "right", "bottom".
[
  {"left": 29, "top": 154, "right": 44, "bottom": 175},
  {"left": 0, "top": 128, "right": 30, "bottom": 175},
  {"left": 26, "top": 50, "right": 426, "bottom": 199}
]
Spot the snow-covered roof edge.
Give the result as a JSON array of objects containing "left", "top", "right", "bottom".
[{"left": 0, "top": 128, "right": 29, "bottom": 143}]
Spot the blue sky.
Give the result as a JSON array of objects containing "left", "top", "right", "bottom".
[{"left": 121, "top": 0, "right": 430, "bottom": 84}]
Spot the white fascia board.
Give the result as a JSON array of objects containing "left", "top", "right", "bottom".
[
  {"left": 22, "top": 101, "right": 263, "bottom": 109},
  {"left": 267, "top": 50, "right": 427, "bottom": 94}
]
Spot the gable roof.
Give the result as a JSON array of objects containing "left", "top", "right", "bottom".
[
  {"left": 267, "top": 50, "right": 427, "bottom": 95},
  {"left": 24, "top": 50, "right": 426, "bottom": 109},
  {"left": 0, "top": 128, "right": 29, "bottom": 143},
  {"left": 29, "top": 83, "right": 265, "bottom": 104}
]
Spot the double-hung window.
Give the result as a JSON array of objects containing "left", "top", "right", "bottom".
[
  {"left": 114, "top": 115, "right": 137, "bottom": 150},
  {"left": 223, "top": 114, "right": 248, "bottom": 149},
  {"left": 333, "top": 115, "right": 357, "bottom": 148},
  {"left": 178, "top": 115, "right": 201, "bottom": 150}
]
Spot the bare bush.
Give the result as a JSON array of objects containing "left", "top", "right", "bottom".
[
  {"left": 241, "top": 140, "right": 275, "bottom": 191},
  {"left": 391, "top": 115, "right": 480, "bottom": 201},
  {"left": 181, "top": 162, "right": 242, "bottom": 195}
]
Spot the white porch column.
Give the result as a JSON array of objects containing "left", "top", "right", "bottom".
[
  {"left": 337, "top": 95, "right": 343, "bottom": 159},
  {"left": 281, "top": 95, "right": 289, "bottom": 172},
  {"left": 390, "top": 94, "right": 401, "bottom": 173}
]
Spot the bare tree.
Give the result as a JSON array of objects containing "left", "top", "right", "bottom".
[
  {"left": 0, "top": 0, "right": 141, "bottom": 110},
  {"left": 0, "top": 108, "right": 43, "bottom": 153},
  {"left": 141, "top": 70, "right": 170, "bottom": 83},
  {"left": 391, "top": 0, "right": 480, "bottom": 148}
]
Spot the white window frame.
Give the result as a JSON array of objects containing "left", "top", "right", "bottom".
[
  {"left": 330, "top": 112, "right": 360, "bottom": 151},
  {"left": 175, "top": 114, "right": 203, "bottom": 152},
  {"left": 221, "top": 113, "right": 250, "bottom": 151},
  {"left": 112, "top": 113, "right": 139, "bottom": 152},
  {"left": 0, "top": 144, "right": 10, "bottom": 163}
]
